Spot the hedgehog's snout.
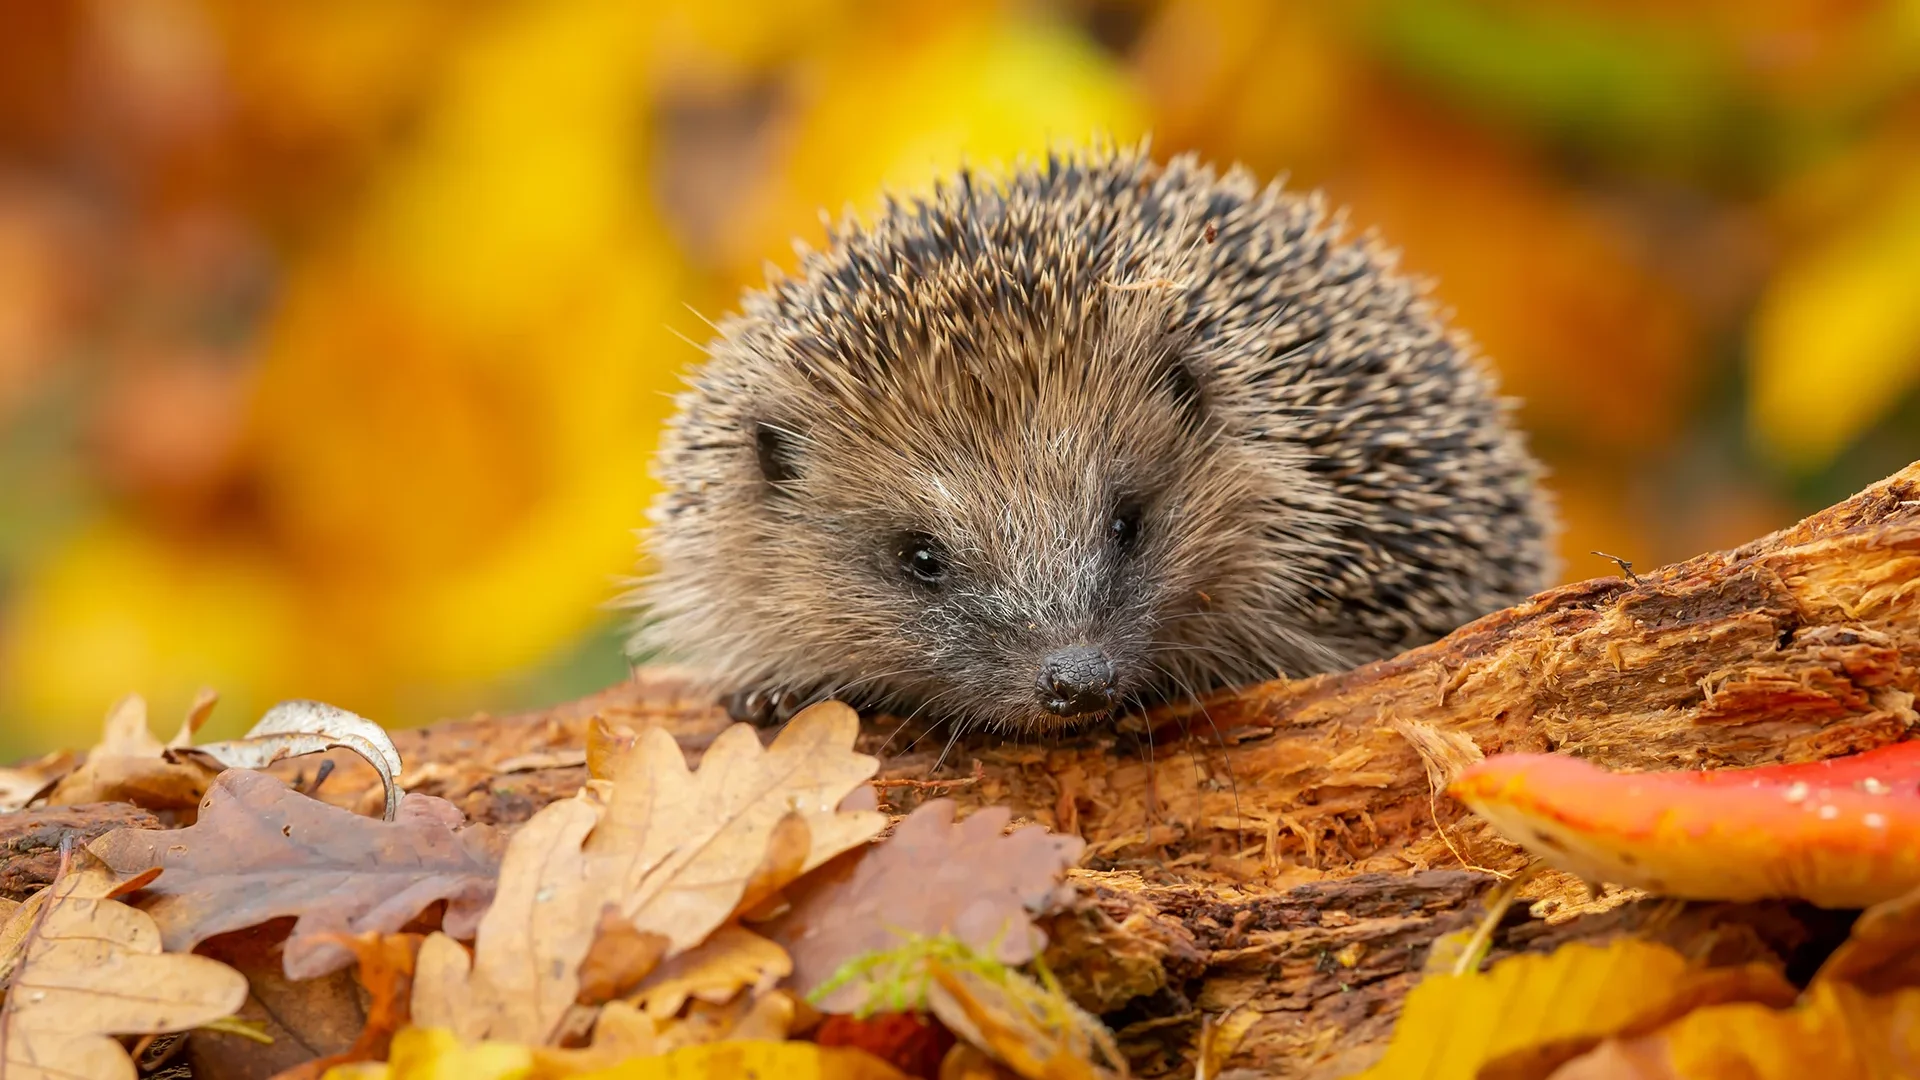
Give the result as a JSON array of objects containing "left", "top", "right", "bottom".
[{"left": 1036, "top": 644, "right": 1119, "bottom": 717}]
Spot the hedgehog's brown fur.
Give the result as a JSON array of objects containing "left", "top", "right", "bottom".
[{"left": 630, "top": 141, "right": 1557, "bottom": 735}]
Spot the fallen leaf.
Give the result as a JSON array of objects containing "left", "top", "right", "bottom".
[
  {"left": 560, "top": 992, "right": 800, "bottom": 1072},
  {"left": 574, "top": 1040, "right": 911, "bottom": 1079},
  {"left": 172, "top": 699, "right": 406, "bottom": 821},
  {"left": 495, "top": 749, "right": 589, "bottom": 773},
  {"left": 43, "top": 694, "right": 220, "bottom": 813},
  {"left": 0, "top": 751, "right": 78, "bottom": 813},
  {"left": 924, "top": 949, "right": 1123, "bottom": 1080},
  {"left": 89, "top": 769, "right": 501, "bottom": 979},
  {"left": 630, "top": 925, "right": 792, "bottom": 1020},
  {"left": 1550, "top": 981, "right": 1920, "bottom": 1080},
  {"left": 655, "top": 990, "right": 799, "bottom": 1051},
  {"left": 0, "top": 849, "right": 249, "bottom": 1080},
  {"left": 413, "top": 703, "right": 880, "bottom": 1048},
  {"left": 1450, "top": 742, "right": 1920, "bottom": 907},
  {"left": 317, "top": 1026, "right": 532, "bottom": 1080},
  {"left": 1353, "top": 938, "right": 1796, "bottom": 1080},
  {"left": 185, "top": 922, "right": 373, "bottom": 1078},
  {"left": 42, "top": 694, "right": 407, "bottom": 819},
  {"left": 411, "top": 793, "right": 604, "bottom": 1045},
  {"left": 586, "top": 716, "right": 638, "bottom": 781},
  {"left": 576, "top": 909, "right": 671, "bottom": 1006},
  {"left": 590, "top": 701, "right": 884, "bottom": 952},
  {"left": 1818, "top": 879, "right": 1920, "bottom": 994},
  {"left": 766, "top": 799, "right": 1084, "bottom": 1011},
  {"left": 937, "top": 1043, "right": 1010, "bottom": 1080},
  {"left": 816, "top": 1011, "right": 957, "bottom": 1079},
  {"left": 272, "top": 933, "right": 423, "bottom": 1080},
  {"left": 1547, "top": 879, "right": 1920, "bottom": 1077},
  {"left": 588, "top": 999, "right": 662, "bottom": 1059}
]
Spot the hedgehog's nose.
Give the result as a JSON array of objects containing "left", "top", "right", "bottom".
[{"left": 1037, "top": 646, "right": 1118, "bottom": 717}]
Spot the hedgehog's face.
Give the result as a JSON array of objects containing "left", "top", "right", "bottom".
[{"left": 729, "top": 345, "right": 1271, "bottom": 735}]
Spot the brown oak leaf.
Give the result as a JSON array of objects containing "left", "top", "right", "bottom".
[
  {"left": 590, "top": 700, "right": 886, "bottom": 953},
  {"left": 411, "top": 701, "right": 883, "bottom": 1047},
  {"left": 766, "top": 799, "right": 1085, "bottom": 1012},
  {"left": 0, "top": 850, "right": 248, "bottom": 1080},
  {"left": 629, "top": 924, "right": 793, "bottom": 1019},
  {"left": 88, "top": 769, "right": 501, "bottom": 979},
  {"left": 411, "top": 792, "right": 605, "bottom": 1045},
  {"left": 42, "top": 692, "right": 218, "bottom": 813}
]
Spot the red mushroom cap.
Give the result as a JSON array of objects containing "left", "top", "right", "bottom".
[{"left": 1448, "top": 742, "right": 1920, "bottom": 908}]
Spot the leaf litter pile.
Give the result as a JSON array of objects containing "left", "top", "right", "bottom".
[
  {"left": 5, "top": 461, "right": 1920, "bottom": 1079},
  {"left": 0, "top": 695, "right": 1093, "bottom": 1080}
]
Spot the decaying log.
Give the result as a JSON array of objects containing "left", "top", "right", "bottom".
[
  {"left": 0, "top": 801, "right": 160, "bottom": 901},
  {"left": 9, "top": 463, "right": 1913, "bottom": 1077}
]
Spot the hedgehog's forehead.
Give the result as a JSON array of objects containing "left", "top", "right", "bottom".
[{"left": 807, "top": 367, "right": 1185, "bottom": 543}]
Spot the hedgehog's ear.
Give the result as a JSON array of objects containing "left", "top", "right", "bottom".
[
  {"left": 1158, "top": 354, "right": 1208, "bottom": 429},
  {"left": 752, "top": 421, "right": 801, "bottom": 489}
]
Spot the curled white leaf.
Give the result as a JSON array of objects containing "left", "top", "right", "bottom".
[{"left": 167, "top": 700, "right": 404, "bottom": 820}]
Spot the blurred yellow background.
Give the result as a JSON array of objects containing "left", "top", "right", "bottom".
[{"left": 3, "top": 0, "right": 1919, "bottom": 758}]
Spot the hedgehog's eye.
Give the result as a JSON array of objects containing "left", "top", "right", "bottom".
[
  {"left": 1109, "top": 500, "right": 1144, "bottom": 554},
  {"left": 895, "top": 533, "right": 947, "bottom": 586}
]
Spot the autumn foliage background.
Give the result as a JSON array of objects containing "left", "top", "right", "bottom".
[{"left": 1, "top": 0, "right": 1918, "bottom": 760}]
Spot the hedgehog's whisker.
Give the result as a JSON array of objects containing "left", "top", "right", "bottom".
[
  {"left": 894, "top": 685, "right": 971, "bottom": 757},
  {"left": 1147, "top": 658, "right": 1244, "bottom": 839}
]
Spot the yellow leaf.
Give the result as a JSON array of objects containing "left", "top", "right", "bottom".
[
  {"left": 321, "top": 1026, "right": 535, "bottom": 1080},
  {"left": 323, "top": 1027, "right": 903, "bottom": 1080},
  {"left": 925, "top": 956, "right": 1123, "bottom": 1080},
  {"left": 1354, "top": 939, "right": 1795, "bottom": 1080},
  {"left": 1556, "top": 981, "right": 1920, "bottom": 1080},
  {"left": 573, "top": 1041, "right": 908, "bottom": 1080},
  {"left": 0, "top": 853, "right": 249, "bottom": 1080},
  {"left": 1751, "top": 169, "right": 1920, "bottom": 470}
]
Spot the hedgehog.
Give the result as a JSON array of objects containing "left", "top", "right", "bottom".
[{"left": 629, "top": 142, "right": 1557, "bottom": 736}]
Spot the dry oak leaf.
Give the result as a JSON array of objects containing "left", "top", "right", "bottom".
[
  {"left": 410, "top": 703, "right": 881, "bottom": 1047},
  {"left": 0, "top": 752, "right": 78, "bottom": 814},
  {"left": 42, "top": 692, "right": 219, "bottom": 813},
  {"left": 0, "top": 853, "right": 247, "bottom": 1080},
  {"left": 410, "top": 794, "right": 603, "bottom": 1046},
  {"left": 629, "top": 925, "right": 791, "bottom": 1020},
  {"left": 1452, "top": 742, "right": 1920, "bottom": 908},
  {"left": 766, "top": 799, "right": 1085, "bottom": 1012},
  {"left": 173, "top": 700, "right": 407, "bottom": 822},
  {"left": 88, "top": 769, "right": 501, "bottom": 980},
  {"left": 590, "top": 701, "right": 885, "bottom": 953},
  {"left": 924, "top": 952, "right": 1124, "bottom": 1080}
]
